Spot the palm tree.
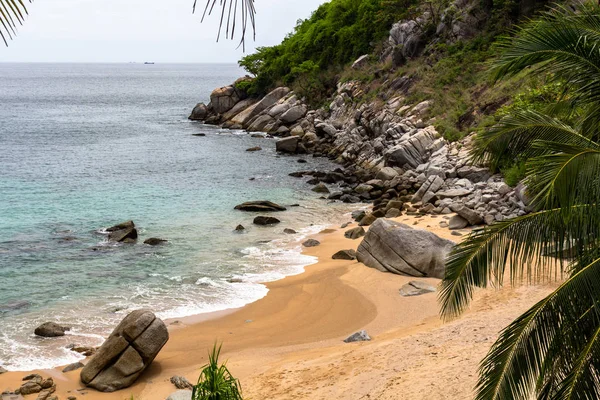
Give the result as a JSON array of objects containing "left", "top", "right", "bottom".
[
  {"left": 0, "top": 0, "right": 256, "bottom": 48},
  {"left": 440, "top": 2, "right": 600, "bottom": 399}
]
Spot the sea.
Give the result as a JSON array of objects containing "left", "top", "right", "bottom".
[{"left": 0, "top": 63, "right": 354, "bottom": 371}]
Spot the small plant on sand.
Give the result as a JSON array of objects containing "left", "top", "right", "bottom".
[{"left": 192, "top": 343, "right": 243, "bottom": 400}]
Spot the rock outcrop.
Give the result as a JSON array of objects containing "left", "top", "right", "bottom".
[
  {"left": 106, "top": 221, "right": 138, "bottom": 243},
  {"left": 34, "top": 322, "right": 70, "bottom": 338},
  {"left": 80, "top": 310, "right": 169, "bottom": 392},
  {"left": 357, "top": 219, "right": 455, "bottom": 279}
]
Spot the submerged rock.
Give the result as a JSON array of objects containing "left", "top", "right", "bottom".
[
  {"left": 253, "top": 216, "right": 281, "bottom": 226},
  {"left": 235, "top": 225, "right": 245, "bottom": 232},
  {"left": 34, "top": 322, "right": 70, "bottom": 338},
  {"left": 246, "top": 146, "right": 262, "bottom": 152},
  {"left": 106, "top": 221, "right": 138, "bottom": 243},
  {"left": 144, "top": 238, "right": 168, "bottom": 246},
  {"left": 80, "top": 310, "right": 169, "bottom": 392},
  {"left": 283, "top": 228, "right": 297, "bottom": 234},
  {"left": 234, "top": 201, "right": 286, "bottom": 212},
  {"left": 344, "top": 330, "right": 371, "bottom": 343},
  {"left": 357, "top": 219, "right": 455, "bottom": 279}
]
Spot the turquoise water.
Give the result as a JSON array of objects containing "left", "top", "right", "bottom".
[{"left": 0, "top": 63, "right": 353, "bottom": 370}]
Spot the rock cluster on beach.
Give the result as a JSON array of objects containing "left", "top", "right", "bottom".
[{"left": 191, "top": 75, "right": 528, "bottom": 231}]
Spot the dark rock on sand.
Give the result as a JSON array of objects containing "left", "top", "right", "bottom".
[
  {"left": 357, "top": 219, "right": 455, "bottom": 279},
  {"left": 80, "top": 310, "right": 169, "bottom": 392},
  {"left": 253, "top": 216, "right": 281, "bottom": 226},
  {"left": 234, "top": 201, "right": 286, "bottom": 212},
  {"left": 332, "top": 249, "right": 357, "bottom": 260},
  {"left": 34, "top": 322, "right": 70, "bottom": 338},
  {"left": 235, "top": 225, "right": 245, "bottom": 232},
  {"left": 399, "top": 281, "right": 437, "bottom": 297},
  {"left": 448, "top": 215, "right": 469, "bottom": 230},
  {"left": 246, "top": 146, "right": 262, "bottom": 152},
  {"left": 284, "top": 228, "right": 297, "bottom": 234},
  {"left": 358, "top": 213, "right": 378, "bottom": 226},
  {"left": 62, "top": 362, "right": 84, "bottom": 373},
  {"left": 302, "top": 239, "right": 321, "bottom": 248},
  {"left": 344, "top": 227, "right": 366, "bottom": 240},
  {"left": 344, "top": 330, "right": 371, "bottom": 343},
  {"left": 144, "top": 238, "right": 168, "bottom": 246},
  {"left": 170, "top": 376, "right": 193, "bottom": 390}
]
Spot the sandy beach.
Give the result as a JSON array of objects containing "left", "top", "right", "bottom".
[{"left": 0, "top": 214, "right": 557, "bottom": 399}]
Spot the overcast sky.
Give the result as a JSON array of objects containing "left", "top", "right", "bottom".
[{"left": 1, "top": 0, "right": 328, "bottom": 63}]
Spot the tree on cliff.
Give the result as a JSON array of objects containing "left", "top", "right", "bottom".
[
  {"left": 440, "top": 3, "right": 600, "bottom": 398},
  {"left": 0, "top": 0, "right": 256, "bottom": 48}
]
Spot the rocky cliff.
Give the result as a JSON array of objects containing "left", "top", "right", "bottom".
[{"left": 189, "top": 5, "right": 531, "bottom": 230}]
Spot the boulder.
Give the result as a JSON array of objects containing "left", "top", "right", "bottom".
[
  {"left": 303, "top": 239, "right": 321, "bottom": 248},
  {"left": 276, "top": 136, "right": 299, "bottom": 153},
  {"left": 108, "top": 227, "right": 138, "bottom": 243},
  {"left": 253, "top": 216, "right": 281, "bottom": 226},
  {"left": 283, "top": 228, "right": 297, "bottom": 234},
  {"left": 332, "top": 249, "right": 357, "bottom": 260},
  {"left": 170, "top": 376, "right": 193, "bottom": 390},
  {"left": 0, "top": 366, "right": 6, "bottom": 374},
  {"left": 80, "top": 310, "right": 169, "bottom": 392},
  {"left": 448, "top": 215, "right": 469, "bottom": 230},
  {"left": 357, "top": 219, "right": 455, "bottom": 279},
  {"left": 144, "top": 238, "right": 168, "bottom": 246},
  {"left": 34, "top": 322, "right": 70, "bottom": 338},
  {"left": 279, "top": 105, "right": 308, "bottom": 124},
  {"left": 345, "top": 227, "right": 366, "bottom": 240},
  {"left": 376, "top": 167, "right": 399, "bottom": 181},
  {"left": 450, "top": 204, "right": 483, "bottom": 225},
  {"left": 166, "top": 390, "right": 193, "bottom": 400},
  {"left": 188, "top": 103, "right": 208, "bottom": 120},
  {"left": 210, "top": 86, "right": 243, "bottom": 114},
  {"left": 311, "top": 183, "right": 330, "bottom": 194},
  {"left": 234, "top": 87, "right": 291, "bottom": 127},
  {"left": 399, "top": 281, "right": 437, "bottom": 296},
  {"left": 412, "top": 175, "right": 444, "bottom": 202},
  {"left": 436, "top": 188, "right": 472, "bottom": 199},
  {"left": 359, "top": 214, "right": 378, "bottom": 226},
  {"left": 235, "top": 225, "right": 245, "bottom": 232},
  {"left": 234, "top": 201, "right": 286, "bottom": 212},
  {"left": 344, "top": 330, "right": 371, "bottom": 343},
  {"left": 106, "top": 221, "right": 135, "bottom": 232},
  {"left": 384, "top": 127, "right": 438, "bottom": 168},
  {"left": 62, "top": 362, "right": 84, "bottom": 373}
]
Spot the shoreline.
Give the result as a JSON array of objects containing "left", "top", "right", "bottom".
[{"left": 0, "top": 214, "right": 557, "bottom": 399}]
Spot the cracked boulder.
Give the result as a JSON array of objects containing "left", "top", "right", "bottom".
[
  {"left": 356, "top": 219, "right": 455, "bottom": 279},
  {"left": 80, "top": 310, "right": 169, "bottom": 392}
]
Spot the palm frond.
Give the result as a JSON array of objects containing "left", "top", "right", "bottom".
[
  {"left": 439, "top": 205, "right": 600, "bottom": 319},
  {"left": 0, "top": 0, "right": 31, "bottom": 46},
  {"left": 193, "top": 0, "right": 256, "bottom": 51},
  {"left": 475, "top": 256, "right": 600, "bottom": 400},
  {"left": 471, "top": 110, "right": 594, "bottom": 169}
]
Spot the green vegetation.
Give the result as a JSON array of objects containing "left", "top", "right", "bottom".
[
  {"left": 239, "top": 0, "right": 419, "bottom": 102},
  {"left": 192, "top": 343, "right": 243, "bottom": 400},
  {"left": 0, "top": 0, "right": 32, "bottom": 46},
  {"left": 440, "top": 3, "right": 600, "bottom": 398}
]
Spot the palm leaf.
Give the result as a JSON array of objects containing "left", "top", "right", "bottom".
[
  {"left": 193, "top": 0, "right": 256, "bottom": 51},
  {"left": 0, "top": 0, "right": 31, "bottom": 46}
]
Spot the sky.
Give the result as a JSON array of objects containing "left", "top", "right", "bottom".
[{"left": 0, "top": 0, "right": 328, "bottom": 63}]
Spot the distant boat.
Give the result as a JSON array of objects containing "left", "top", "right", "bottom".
[{"left": 144, "top": 62, "right": 155, "bottom": 65}]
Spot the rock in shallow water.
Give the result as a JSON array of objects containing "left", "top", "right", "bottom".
[
  {"left": 344, "top": 330, "right": 371, "bottom": 343},
  {"left": 144, "top": 238, "right": 168, "bottom": 246},
  {"left": 34, "top": 322, "right": 70, "bottom": 338},
  {"left": 80, "top": 310, "right": 169, "bottom": 392},
  {"left": 234, "top": 201, "right": 286, "bottom": 212},
  {"left": 253, "top": 216, "right": 281, "bottom": 226}
]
